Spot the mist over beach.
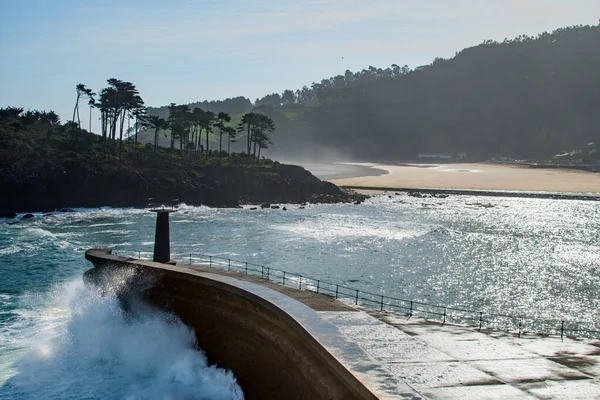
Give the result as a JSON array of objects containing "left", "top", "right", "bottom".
[{"left": 326, "top": 162, "right": 600, "bottom": 194}]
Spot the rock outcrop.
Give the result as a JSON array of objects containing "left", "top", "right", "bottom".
[{"left": 0, "top": 159, "right": 366, "bottom": 216}]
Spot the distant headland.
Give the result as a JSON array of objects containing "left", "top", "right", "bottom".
[{"left": 0, "top": 84, "right": 365, "bottom": 219}]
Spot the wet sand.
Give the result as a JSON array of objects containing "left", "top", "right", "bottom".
[{"left": 330, "top": 163, "right": 600, "bottom": 195}]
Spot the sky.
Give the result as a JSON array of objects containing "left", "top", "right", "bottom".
[{"left": 1, "top": 0, "right": 599, "bottom": 129}]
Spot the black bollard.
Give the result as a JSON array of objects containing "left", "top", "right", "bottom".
[{"left": 153, "top": 210, "right": 171, "bottom": 262}]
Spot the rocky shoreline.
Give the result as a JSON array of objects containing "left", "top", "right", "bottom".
[{"left": 0, "top": 159, "right": 367, "bottom": 219}]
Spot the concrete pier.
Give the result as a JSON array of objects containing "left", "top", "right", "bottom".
[{"left": 85, "top": 249, "right": 600, "bottom": 399}]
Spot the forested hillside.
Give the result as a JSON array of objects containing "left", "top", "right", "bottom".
[
  {"left": 260, "top": 24, "right": 600, "bottom": 161},
  {"left": 145, "top": 24, "right": 600, "bottom": 162}
]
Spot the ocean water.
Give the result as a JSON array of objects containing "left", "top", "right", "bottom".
[{"left": 1, "top": 193, "right": 600, "bottom": 397}]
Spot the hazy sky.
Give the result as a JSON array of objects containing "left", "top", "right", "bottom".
[{"left": 1, "top": 0, "right": 599, "bottom": 126}]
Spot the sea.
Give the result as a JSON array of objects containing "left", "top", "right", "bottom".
[{"left": 1, "top": 163, "right": 600, "bottom": 399}]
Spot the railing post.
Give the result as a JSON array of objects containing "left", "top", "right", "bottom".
[{"left": 131, "top": 252, "right": 591, "bottom": 340}]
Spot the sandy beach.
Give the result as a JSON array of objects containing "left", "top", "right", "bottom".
[{"left": 329, "top": 163, "right": 600, "bottom": 194}]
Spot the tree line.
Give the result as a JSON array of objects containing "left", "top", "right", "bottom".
[
  {"left": 255, "top": 64, "right": 412, "bottom": 107},
  {"left": 146, "top": 104, "right": 274, "bottom": 160},
  {"left": 68, "top": 80, "right": 276, "bottom": 163},
  {"left": 0, "top": 104, "right": 277, "bottom": 172}
]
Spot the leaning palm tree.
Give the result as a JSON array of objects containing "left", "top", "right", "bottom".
[
  {"left": 72, "top": 83, "right": 88, "bottom": 128},
  {"left": 87, "top": 91, "right": 96, "bottom": 133}
]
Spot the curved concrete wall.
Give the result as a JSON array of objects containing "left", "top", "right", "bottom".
[{"left": 85, "top": 249, "right": 378, "bottom": 400}]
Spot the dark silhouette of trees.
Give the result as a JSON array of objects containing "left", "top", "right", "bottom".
[
  {"left": 255, "top": 23, "right": 600, "bottom": 161},
  {"left": 237, "top": 112, "right": 275, "bottom": 158},
  {"left": 215, "top": 111, "right": 231, "bottom": 153},
  {"left": 238, "top": 112, "right": 260, "bottom": 155},
  {"left": 167, "top": 103, "right": 189, "bottom": 151},
  {"left": 222, "top": 126, "right": 237, "bottom": 155},
  {"left": 72, "top": 84, "right": 94, "bottom": 129},
  {"left": 201, "top": 110, "right": 216, "bottom": 154},
  {"left": 96, "top": 79, "right": 146, "bottom": 161},
  {"left": 87, "top": 91, "right": 96, "bottom": 133},
  {"left": 144, "top": 116, "right": 168, "bottom": 147}
]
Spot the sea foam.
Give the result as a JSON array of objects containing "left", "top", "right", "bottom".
[{"left": 0, "top": 276, "right": 244, "bottom": 400}]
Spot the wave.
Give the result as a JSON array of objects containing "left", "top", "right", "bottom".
[
  {"left": 0, "top": 246, "right": 22, "bottom": 256},
  {"left": 21, "top": 228, "right": 55, "bottom": 239},
  {"left": 0, "top": 277, "right": 243, "bottom": 399},
  {"left": 275, "top": 214, "right": 430, "bottom": 242}
]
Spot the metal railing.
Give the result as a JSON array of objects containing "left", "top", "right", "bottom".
[{"left": 112, "top": 250, "right": 600, "bottom": 340}]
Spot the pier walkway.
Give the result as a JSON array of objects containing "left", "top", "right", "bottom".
[{"left": 186, "top": 262, "right": 600, "bottom": 399}]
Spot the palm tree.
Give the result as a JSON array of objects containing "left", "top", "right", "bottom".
[
  {"left": 132, "top": 108, "right": 147, "bottom": 163},
  {"left": 72, "top": 84, "right": 94, "bottom": 129},
  {"left": 250, "top": 114, "right": 275, "bottom": 158},
  {"left": 167, "top": 103, "right": 190, "bottom": 152},
  {"left": 215, "top": 111, "right": 231, "bottom": 153},
  {"left": 201, "top": 110, "right": 215, "bottom": 155},
  {"left": 144, "top": 116, "right": 167, "bottom": 147},
  {"left": 72, "top": 83, "right": 86, "bottom": 128},
  {"left": 256, "top": 130, "right": 273, "bottom": 159},
  {"left": 222, "top": 126, "right": 236, "bottom": 155},
  {"left": 191, "top": 108, "right": 204, "bottom": 154},
  {"left": 87, "top": 91, "right": 96, "bottom": 133},
  {"left": 95, "top": 79, "right": 145, "bottom": 160},
  {"left": 238, "top": 112, "right": 261, "bottom": 155}
]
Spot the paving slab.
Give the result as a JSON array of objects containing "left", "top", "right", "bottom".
[
  {"left": 320, "top": 312, "right": 454, "bottom": 363},
  {"left": 518, "top": 379, "right": 600, "bottom": 399},
  {"left": 385, "top": 362, "right": 500, "bottom": 389},
  {"left": 421, "top": 384, "right": 535, "bottom": 399},
  {"left": 548, "top": 355, "right": 600, "bottom": 377},
  {"left": 468, "top": 358, "right": 591, "bottom": 383},
  {"left": 421, "top": 336, "right": 537, "bottom": 361},
  {"left": 499, "top": 335, "right": 600, "bottom": 358}
]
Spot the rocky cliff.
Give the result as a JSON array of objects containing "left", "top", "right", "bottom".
[{"left": 0, "top": 158, "right": 365, "bottom": 218}]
